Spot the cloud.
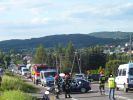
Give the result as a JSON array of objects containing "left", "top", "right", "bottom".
[
  {"left": 31, "top": 17, "right": 49, "bottom": 24},
  {"left": 0, "top": 5, "right": 7, "bottom": 14},
  {"left": 67, "top": 2, "right": 133, "bottom": 21}
]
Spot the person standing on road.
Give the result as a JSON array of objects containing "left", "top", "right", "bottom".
[
  {"left": 64, "top": 74, "right": 72, "bottom": 98},
  {"left": 99, "top": 72, "right": 106, "bottom": 95},
  {"left": 108, "top": 74, "right": 116, "bottom": 100},
  {"left": 54, "top": 74, "right": 61, "bottom": 99}
]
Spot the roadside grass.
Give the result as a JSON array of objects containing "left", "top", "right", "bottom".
[
  {"left": 0, "top": 90, "right": 37, "bottom": 100},
  {"left": 0, "top": 71, "right": 39, "bottom": 99},
  {"left": 1, "top": 75, "right": 38, "bottom": 93}
]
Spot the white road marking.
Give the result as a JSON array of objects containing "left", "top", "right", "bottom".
[{"left": 71, "top": 98, "right": 78, "bottom": 100}]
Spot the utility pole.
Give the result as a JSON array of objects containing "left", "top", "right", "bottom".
[
  {"left": 54, "top": 51, "right": 59, "bottom": 74},
  {"left": 77, "top": 50, "right": 82, "bottom": 74},
  {"left": 59, "top": 54, "right": 62, "bottom": 73},
  {"left": 129, "top": 33, "right": 132, "bottom": 62},
  {"left": 71, "top": 50, "right": 82, "bottom": 74}
]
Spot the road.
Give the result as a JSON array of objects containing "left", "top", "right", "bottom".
[
  {"left": 53, "top": 83, "right": 133, "bottom": 100},
  {"left": 23, "top": 77, "right": 133, "bottom": 100},
  {"left": 67, "top": 83, "right": 133, "bottom": 100}
]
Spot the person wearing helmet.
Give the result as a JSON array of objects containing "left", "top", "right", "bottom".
[
  {"left": 99, "top": 71, "right": 106, "bottom": 95},
  {"left": 54, "top": 74, "right": 61, "bottom": 99},
  {"left": 42, "top": 91, "right": 50, "bottom": 100},
  {"left": 64, "top": 74, "right": 72, "bottom": 98}
]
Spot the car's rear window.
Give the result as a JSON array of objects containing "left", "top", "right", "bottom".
[
  {"left": 44, "top": 72, "right": 56, "bottom": 77},
  {"left": 37, "top": 67, "right": 45, "bottom": 72},
  {"left": 129, "top": 68, "right": 133, "bottom": 75},
  {"left": 76, "top": 75, "right": 83, "bottom": 77},
  {"left": 23, "top": 69, "right": 28, "bottom": 71}
]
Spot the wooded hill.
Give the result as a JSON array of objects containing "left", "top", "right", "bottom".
[
  {"left": 89, "top": 31, "right": 133, "bottom": 39},
  {"left": 0, "top": 32, "right": 131, "bottom": 51}
]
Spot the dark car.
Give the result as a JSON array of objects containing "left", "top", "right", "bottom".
[
  {"left": 50, "top": 78, "right": 91, "bottom": 94},
  {"left": 69, "top": 78, "right": 91, "bottom": 93},
  {"left": 87, "top": 74, "right": 100, "bottom": 82}
]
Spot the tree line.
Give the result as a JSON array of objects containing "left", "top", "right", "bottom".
[
  {"left": 33, "top": 42, "right": 130, "bottom": 76},
  {"left": 0, "top": 42, "right": 131, "bottom": 76}
]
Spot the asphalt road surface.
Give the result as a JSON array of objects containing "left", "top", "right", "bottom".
[{"left": 50, "top": 84, "right": 133, "bottom": 100}]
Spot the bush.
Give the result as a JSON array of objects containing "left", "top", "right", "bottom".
[
  {"left": 4, "top": 70, "right": 14, "bottom": 76},
  {"left": 0, "top": 90, "right": 37, "bottom": 100},
  {"left": 1, "top": 75, "right": 38, "bottom": 93}
]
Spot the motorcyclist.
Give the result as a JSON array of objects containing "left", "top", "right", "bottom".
[
  {"left": 54, "top": 74, "right": 61, "bottom": 99},
  {"left": 64, "top": 74, "right": 72, "bottom": 98}
]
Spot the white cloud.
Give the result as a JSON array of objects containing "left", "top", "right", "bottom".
[
  {"left": 0, "top": 6, "right": 6, "bottom": 11},
  {"left": 31, "top": 17, "right": 49, "bottom": 24}
]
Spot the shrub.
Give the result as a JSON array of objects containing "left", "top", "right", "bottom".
[{"left": 0, "top": 90, "right": 37, "bottom": 100}]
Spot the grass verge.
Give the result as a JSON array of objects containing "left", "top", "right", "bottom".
[{"left": 0, "top": 90, "right": 37, "bottom": 100}]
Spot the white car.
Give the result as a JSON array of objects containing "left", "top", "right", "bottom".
[
  {"left": 21, "top": 68, "right": 30, "bottom": 76},
  {"left": 115, "top": 63, "right": 133, "bottom": 92}
]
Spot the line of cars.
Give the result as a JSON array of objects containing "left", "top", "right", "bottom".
[
  {"left": 12, "top": 64, "right": 31, "bottom": 78},
  {"left": 17, "top": 62, "right": 133, "bottom": 93},
  {"left": 16, "top": 64, "right": 91, "bottom": 93},
  {"left": 30, "top": 64, "right": 92, "bottom": 93}
]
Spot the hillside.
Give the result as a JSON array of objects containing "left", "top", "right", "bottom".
[
  {"left": 89, "top": 31, "right": 133, "bottom": 39},
  {"left": 0, "top": 34, "right": 118, "bottom": 51}
]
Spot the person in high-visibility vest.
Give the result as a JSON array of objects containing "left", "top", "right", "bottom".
[{"left": 108, "top": 74, "right": 116, "bottom": 100}]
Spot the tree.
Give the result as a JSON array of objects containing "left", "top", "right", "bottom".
[
  {"left": 62, "top": 41, "right": 75, "bottom": 72},
  {"left": 81, "top": 46, "right": 107, "bottom": 71},
  {"left": 105, "top": 60, "right": 125, "bottom": 76},
  {"left": 0, "top": 50, "right": 5, "bottom": 68},
  {"left": 34, "top": 45, "right": 47, "bottom": 64},
  {"left": 3, "top": 55, "right": 11, "bottom": 69}
]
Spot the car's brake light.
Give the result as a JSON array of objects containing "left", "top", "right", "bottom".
[{"left": 35, "top": 72, "right": 40, "bottom": 76}]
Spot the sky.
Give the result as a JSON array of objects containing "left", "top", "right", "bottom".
[{"left": 0, "top": 0, "right": 133, "bottom": 41}]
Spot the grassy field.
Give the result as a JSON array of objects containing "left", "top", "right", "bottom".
[{"left": 0, "top": 71, "right": 38, "bottom": 100}]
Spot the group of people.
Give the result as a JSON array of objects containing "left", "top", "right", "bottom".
[
  {"left": 99, "top": 72, "right": 116, "bottom": 100},
  {"left": 41, "top": 72, "right": 72, "bottom": 100},
  {"left": 43, "top": 71, "right": 116, "bottom": 100},
  {"left": 54, "top": 71, "right": 116, "bottom": 100},
  {"left": 54, "top": 73, "right": 72, "bottom": 99}
]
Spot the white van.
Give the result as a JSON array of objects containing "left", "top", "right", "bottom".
[
  {"left": 115, "top": 63, "right": 133, "bottom": 92},
  {"left": 40, "top": 70, "right": 57, "bottom": 87}
]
